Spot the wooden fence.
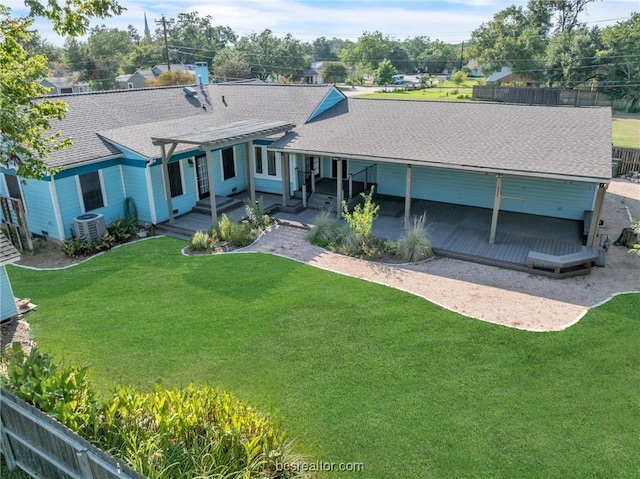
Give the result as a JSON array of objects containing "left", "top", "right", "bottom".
[
  {"left": 472, "top": 86, "right": 629, "bottom": 110},
  {"left": 612, "top": 146, "right": 640, "bottom": 176},
  {"left": 0, "top": 389, "right": 146, "bottom": 479}
]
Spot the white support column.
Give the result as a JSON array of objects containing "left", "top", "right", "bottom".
[
  {"left": 281, "top": 153, "right": 289, "bottom": 207},
  {"left": 587, "top": 183, "right": 608, "bottom": 247},
  {"left": 205, "top": 148, "right": 218, "bottom": 227},
  {"left": 160, "top": 143, "right": 178, "bottom": 224},
  {"left": 247, "top": 141, "right": 256, "bottom": 203},
  {"left": 404, "top": 164, "right": 412, "bottom": 224},
  {"left": 489, "top": 174, "right": 503, "bottom": 244},
  {"left": 336, "top": 158, "right": 343, "bottom": 216}
]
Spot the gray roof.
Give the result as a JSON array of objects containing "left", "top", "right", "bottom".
[
  {"left": 133, "top": 70, "right": 155, "bottom": 81},
  {"left": 0, "top": 232, "right": 20, "bottom": 266},
  {"left": 271, "top": 98, "right": 612, "bottom": 181},
  {"left": 93, "top": 84, "right": 335, "bottom": 161},
  {"left": 44, "top": 84, "right": 335, "bottom": 167}
]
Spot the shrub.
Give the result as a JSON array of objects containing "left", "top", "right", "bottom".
[
  {"left": 61, "top": 236, "right": 93, "bottom": 257},
  {"left": 307, "top": 210, "right": 339, "bottom": 247},
  {"left": 341, "top": 186, "right": 379, "bottom": 244},
  {"left": 217, "top": 214, "right": 255, "bottom": 247},
  {"left": 1, "top": 345, "right": 100, "bottom": 435},
  {"left": 93, "top": 231, "right": 116, "bottom": 252},
  {"left": 244, "top": 197, "right": 272, "bottom": 231},
  {"left": 190, "top": 230, "right": 219, "bottom": 251},
  {"left": 396, "top": 214, "right": 434, "bottom": 262},
  {"left": 108, "top": 216, "right": 137, "bottom": 242},
  {"left": 1, "top": 347, "right": 303, "bottom": 479}
]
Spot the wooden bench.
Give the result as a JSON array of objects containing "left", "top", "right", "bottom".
[{"left": 526, "top": 248, "right": 599, "bottom": 274}]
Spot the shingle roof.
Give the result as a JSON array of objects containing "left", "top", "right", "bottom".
[
  {"left": 93, "top": 83, "right": 335, "bottom": 160},
  {"left": 270, "top": 98, "right": 612, "bottom": 181},
  {"left": 0, "top": 232, "right": 20, "bottom": 266}
]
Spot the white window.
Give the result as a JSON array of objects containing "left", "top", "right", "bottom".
[
  {"left": 254, "top": 147, "right": 280, "bottom": 178},
  {"left": 77, "top": 171, "right": 106, "bottom": 212}
]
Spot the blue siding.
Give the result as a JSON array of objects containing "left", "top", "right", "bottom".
[
  {"left": 501, "top": 176, "right": 596, "bottom": 220},
  {"left": 378, "top": 163, "right": 597, "bottom": 220},
  {"left": 212, "top": 145, "right": 248, "bottom": 196},
  {"left": 0, "top": 266, "right": 18, "bottom": 321},
  {"left": 121, "top": 164, "right": 152, "bottom": 223},
  {"left": 307, "top": 87, "right": 346, "bottom": 121},
  {"left": 412, "top": 166, "right": 496, "bottom": 208},
  {"left": 376, "top": 163, "right": 407, "bottom": 197},
  {"left": 16, "top": 178, "right": 60, "bottom": 240},
  {"left": 151, "top": 159, "right": 198, "bottom": 222},
  {"left": 255, "top": 177, "right": 282, "bottom": 195},
  {"left": 56, "top": 165, "right": 126, "bottom": 238}
]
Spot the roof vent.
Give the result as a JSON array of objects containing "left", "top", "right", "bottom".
[{"left": 183, "top": 86, "right": 197, "bottom": 97}]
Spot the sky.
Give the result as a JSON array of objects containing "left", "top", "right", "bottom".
[{"left": 6, "top": 0, "right": 639, "bottom": 46}]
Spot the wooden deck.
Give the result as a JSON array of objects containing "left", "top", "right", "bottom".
[
  {"left": 158, "top": 191, "right": 593, "bottom": 275},
  {"left": 409, "top": 199, "right": 587, "bottom": 272}
]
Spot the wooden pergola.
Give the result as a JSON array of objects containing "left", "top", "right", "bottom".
[{"left": 151, "top": 119, "right": 294, "bottom": 226}]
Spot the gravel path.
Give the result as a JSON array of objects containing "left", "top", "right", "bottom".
[{"left": 245, "top": 179, "right": 639, "bottom": 332}]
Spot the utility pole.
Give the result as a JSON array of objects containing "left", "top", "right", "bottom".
[
  {"left": 155, "top": 15, "right": 171, "bottom": 72},
  {"left": 459, "top": 41, "right": 464, "bottom": 71}
]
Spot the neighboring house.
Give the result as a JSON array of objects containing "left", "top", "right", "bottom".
[
  {"left": 486, "top": 66, "right": 537, "bottom": 86},
  {"left": 304, "top": 61, "right": 329, "bottom": 84},
  {"left": 40, "top": 77, "right": 90, "bottom": 95},
  {"left": 0, "top": 83, "right": 611, "bottom": 255},
  {"left": 0, "top": 232, "right": 20, "bottom": 321},
  {"left": 115, "top": 70, "right": 154, "bottom": 89}
]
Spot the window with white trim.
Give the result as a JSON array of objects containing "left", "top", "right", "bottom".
[
  {"left": 267, "top": 151, "right": 277, "bottom": 176},
  {"left": 79, "top": 172, "right": 104, "bottom": 211},
  {"left": 254, "top": 146, "right": 264, "bottom": 174}
]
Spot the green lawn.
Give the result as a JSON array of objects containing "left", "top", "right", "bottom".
[
  {"left": 7, "top": 238, "right": 640, "bottom": 478},
  {"left": 355, "top": 79, "right": 483, "bottom": 102},
  {"left": 612, "top": 112, "right": 640, "bottom": 148}
]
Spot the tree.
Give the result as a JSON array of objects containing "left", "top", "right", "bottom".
[
  {"left": 1, "top": 1, "right": 123, "bottom": 179},
  {"left": 417, "top": 40, "right": 459, "bottom": 74},
  {"left": 374, "top": 59, "right": 396, "bottom": 87},
  {"left": 146, "top": 71, "right": 195, "bottom": 87},
  {"left": 165, "top": 12, "right": 236, "bottom": 65},
  {"left": 544, "top": 26, "right": 601, "bottom": 87},
  {"left": 451, "top": 71, "right": 468, "bottom": 87},
  {"left": 311, "top": 36, "right": 339, "bottom": 61},
  {"left": 466, "top": 5, "right": 549, "bottom": 79},
  {"left": 234, "top": 30, "right": 309, "bottom": 81},
  {"left": 213, "top": 49, "right": 252, "bottom": 81},
  {"left": 321, "top": 62, "right": 347, "bottom": 83},
  {"left": 340, "top": 31, "right": 393, "bottom": 70},
  {"left": 598, "top": 14, "right": 640, "bottom": 112}
]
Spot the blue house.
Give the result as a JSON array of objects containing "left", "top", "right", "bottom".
[
  {"left": 1, "top": 82, "right": 611, "bottom": 271},
  {"left": 0, "top": 232, "right": 20, "bottom": 321}
]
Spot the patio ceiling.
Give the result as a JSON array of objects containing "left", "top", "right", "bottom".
[{"left": 150, "top": 119, "right": 295, "bottom": 148}]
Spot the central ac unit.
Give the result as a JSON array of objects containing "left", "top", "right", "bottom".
[{"left": 73, "top": 213, "right": 106, "bottom": 242}]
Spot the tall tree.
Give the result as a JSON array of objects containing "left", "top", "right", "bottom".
[
  {"left": 340, "top": 31, "right": 394, "bottom": 71},
  {"left": 321, "top": 62, "right": 347, "bottom": 83},
  {"left": 544, "top": 26, "right": 601, "bottom": 86},
  {"left": 212, "top": 48, "right": 252, "bottom": 81},
  {"left": 1, "top": 1, "right": 123, "bottom": 179},
  {"left": 598, "top": 13, "right": 640, "bottom": 112},
  {"left": 165, "top": 12, "right": 236, "bottom": 65},
  {"left": 374, "top": 58, "right": 396, "bottom": 87},
  {"left": 234, "top": 30, "right": 309, "bottom": 81},
  {"left": 466, "top": 4, "right": 550, "bottom": 79}
]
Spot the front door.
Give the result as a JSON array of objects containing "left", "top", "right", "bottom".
[
  {"left": 195, "top": 154, "right": 210, "bottom": 199},
  {"left": 331, "top": 158, "right": 348, "bottom": 179}
]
